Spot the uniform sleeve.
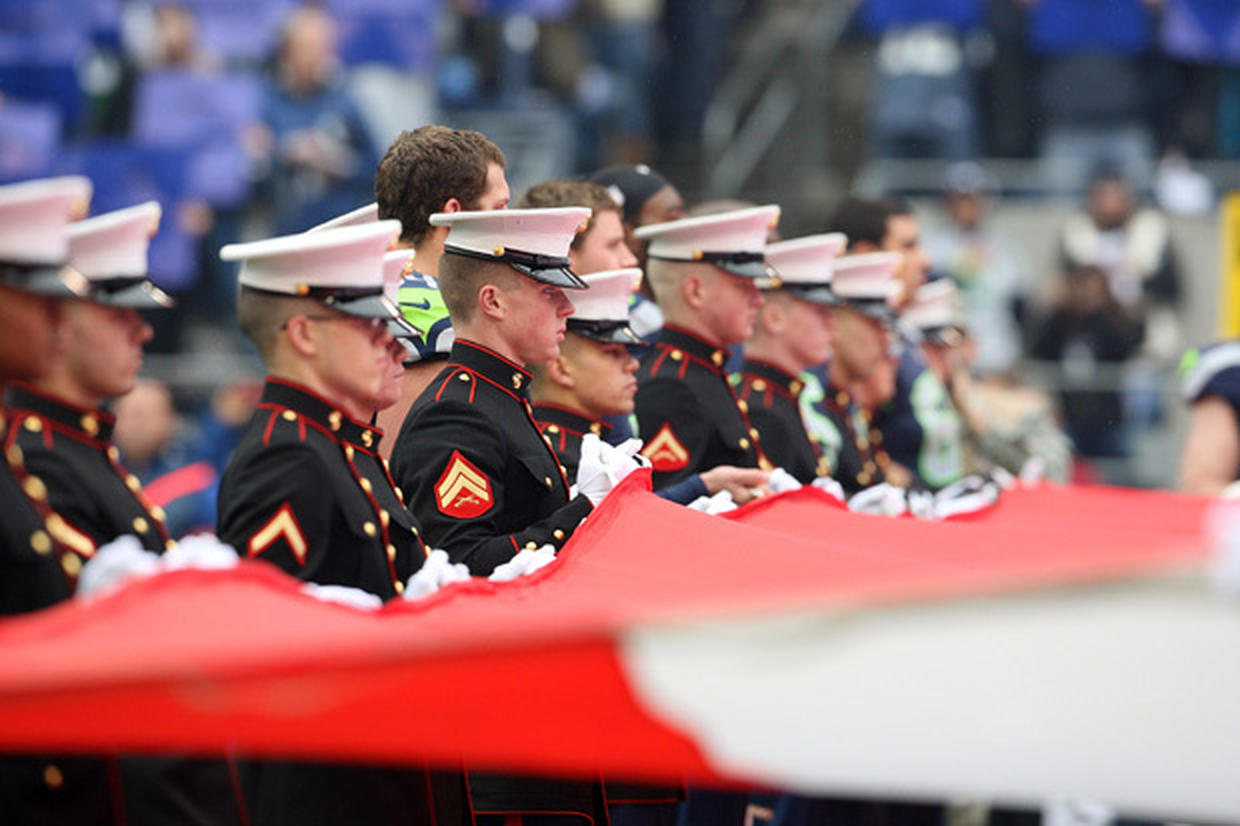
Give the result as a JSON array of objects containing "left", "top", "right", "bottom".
[
  {"left": 216, "top": 443, "right": 339, "bottom": 583},
  {"left": 655, "top": 475, "right": 708, "bottom": 505},
  {"left": 634, "top": 377, "right": 716, "bottom": 488},
  {"left": 391, "top": 401, "right": 593, "bottom": 576},
  {"left": 1199, "top": 366, "right": 1240, "bottom": 404}
]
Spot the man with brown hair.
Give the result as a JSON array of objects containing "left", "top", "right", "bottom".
[
  {"left": 372, "top": 125, "right": 510, "bottom": 446},
  {"left": 375, "top": 124, "right": 509, "bottom": 271},
  {"left": 516, "top": 179, "right": 638, "bottom": 273}
]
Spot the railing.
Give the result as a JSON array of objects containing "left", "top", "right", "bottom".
[
  {"left": 700, "top": 0, "right": 859, "bottom": 199},
  {"left": 1015, "top": 358, "right": 1186, "bottom": 489}
]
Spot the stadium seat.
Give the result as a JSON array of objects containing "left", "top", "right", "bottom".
[{"left": 0, "top": 99, "right": 61, "bottom": 183}]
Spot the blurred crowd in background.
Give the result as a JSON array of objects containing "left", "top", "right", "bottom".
[{"left": 3, "top": 0, "right": 1237, "bottom": 530}]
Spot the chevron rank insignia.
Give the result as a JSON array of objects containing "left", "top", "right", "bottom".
[
  {"left": 248, "top": 503, "right": 309, "bottom": 566},
  {"left": 641, "top": 423, "right": 690, "bottom": 472},
  {"left": 435, "top": 450, "right": 493, "bottom": 518}
]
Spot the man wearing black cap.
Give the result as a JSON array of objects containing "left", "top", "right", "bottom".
[
  {"left": 588, "top": 164, "right": 684, "bottom": 268},
  {"left": 588, "top": 165, "right": 685, "bottom": 341},
  {"left": 217, "top": 221, "right": 469, "bottom": 826},
  {"left": 0, "top": 176, "right": 129, "bottom": 825}
]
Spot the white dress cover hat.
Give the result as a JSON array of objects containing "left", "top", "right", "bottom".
[{"left": 430, "top": 207, "right": 592, "bottom": 289}]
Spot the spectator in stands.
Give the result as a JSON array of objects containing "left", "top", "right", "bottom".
[
  {"left": 589, "top": 163, "right": 685, "bottom": 270},
  {"left": 1030, "top": 264, "right": 1144, "bottom": 472},
  {"left": 256, "top": 6, "right": 377, "bottom": 234},
  {"left": 923, "top": 162, "right": 1029, "bottom": 377},
  {"left": 1157, "top": 0, "right": 1240, "bottom": 160},
  {"left": 861, "top": 0, "right": 983, "bottom": 160},
  {"left": 88, "top": 2, "right": 222, "bottom": 137},
  {"left": 113, "top": 379, "right": 218, "bottom": 538},
  {"left": 1026, "top": 0, "right": 1157, "bottom": 190},
  {"left": 1057, "top": 166, "right": 1183, "bottom": 363}
]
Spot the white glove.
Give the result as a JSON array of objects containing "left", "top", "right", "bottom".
[
  {"left": 686, "top": 490, "right": 738, "bottom": 515},
  {"left": 932, "top": 475, "right": 1001, "bottom": 519},
  {"left": 161, "top": 533, "right": 239, "bottom": 571},
  {"left": 989, "top": 465, "right": 1017, "bottom": 491},
  {"left": 488, "top": 544, "right": 557, "bottom": 582},
  {"left": 1042, "top": 797, "right": 1115, "bottom": 826},
  {"left": 576, "top": 433, "right": 640, "bottom": 507},
  {"left": 76, "top": 535, "right": 161, "bottom": 598},
  {"left": 301, "top": 582, "right": 383, "bottom": 611},
  {"left": 403, "top": 548, "right": 471, "bottom": 600},
  {"left": 905, "top": 488, "right": 935, "bottom": 519},
  {"left": 766, "top": 467, "right": 802, "bottom": 494},
  {"left": 810, "top": 476, "right": 846, "bottom": 502},
  {"left": 614, "top": 437, "right": 651, "bottom": 470},
  {"left": 1019, "top": 456, "right": 1046, "bottom": 486},
  {"left": 847, "top": 483, "right": 907, "bottom": 516}
]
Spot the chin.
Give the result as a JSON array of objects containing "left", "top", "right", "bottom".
[{"left": 106, "top": 379, "right": 137, "bottom": 400}]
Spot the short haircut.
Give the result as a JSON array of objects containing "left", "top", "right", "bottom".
[
  {"left": 515, "top": 179, "right": 620, "bottom": 251},
  {"left": 236, "top": 288, "right": 309, "bottom": 362},
  {"left": 644, "top": 257, "right": 686, "bottom": 307},
  {"left": 375, "top": 125, "right": 506, "bottom": 246},
  {"left": 828, "top": 195, "right": 913, "bottom": 251},
  {"left": 438, "top": 253, "right": 521, "bottom": 325}
]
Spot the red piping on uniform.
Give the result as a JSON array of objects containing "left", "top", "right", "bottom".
[
  {"left": 142, "top": 461, "right": 216, "bottom": 508},
  {"left": 456, "top": 339, "right": 532, "bottom": 380},
  {"left": 261, "top": 410, "right": 278, "bottom": 446}
]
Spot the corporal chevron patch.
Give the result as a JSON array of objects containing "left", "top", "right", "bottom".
[
  {"left": 435, "top": 450, "right": 493, "bottom": 518},
  {"left": 249, "top": 503, "right": 308, "bottom": 566},
  {"left": 641, "top": 423, "right": 689, "bottom": 472}
]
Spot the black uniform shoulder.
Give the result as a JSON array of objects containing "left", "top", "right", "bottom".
[{"left": 1183, "top": 342, "right": 1240, "bottom": 405}]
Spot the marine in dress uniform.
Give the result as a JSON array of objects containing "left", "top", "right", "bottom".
[
  {"left": 8, "top": 202, "right": 174, "bottom": 558},
  {"left": 799, "top": 253, "right": 902, "bottom": 495},
  {"left": 531, "top": 268, "right": 643, "bottom": 479},
  {"left": 389, "top": 208, "right": 611, "bottom": 826},
  {"left": 10, "top": 197, "right": 243, "bottom": 826},
  {"left": 632, "top": 207, "right": 780, "bottom": 488},
  {"left": 733, "top": 233, "right": 847, "bottom": 484},
  {"left": 0, "top": 176, "right": 130, "bottom": 825},
  {"left": 217, "top": 220, "right": 468, "bottom": 826}
]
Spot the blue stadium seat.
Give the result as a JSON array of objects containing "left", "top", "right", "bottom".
[
  {"left": 55, "top": 141, "right": 198, "bottom": 292},
  {"left": 0, "top": 58, "right": 84, "bottom": 133},
  {"left": 464, "top": 0, "right": 577, "bottom": 19},
  {"left": 131, "top": 70, "right": 262, "bottom": 208},
  {"left": 334, "top": 10, "right": 437, "bottom": 70},
  {"left": 178, "top": 0, "right": 298, "bottom": 64},
  {"left": 0, "top": 99, "right": 61, "bottom": 183}
]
